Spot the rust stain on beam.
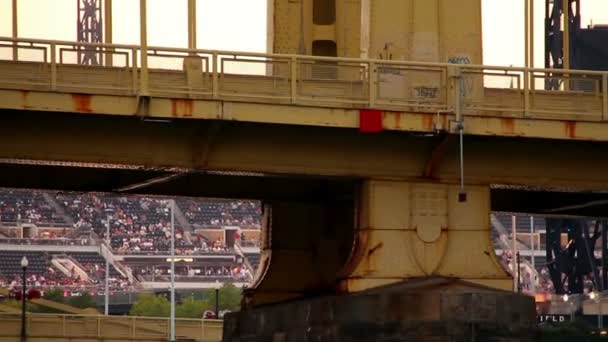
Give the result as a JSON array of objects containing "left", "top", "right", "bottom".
[
  {"left": 394, "top": 112, "right": 401, "bottom": 129},
  {"left": 171, "top": 99, "right": 193, "bottom": 117},
  {"left": 20, "top": 90, "right": 33, "bottom": 110},
  {"left": 422, "top": 115, "right": 434, "bottom": 131},
  {"left": 71, "top": 94, "right": 92, "bottom": 113},
  {"left": 564, "top": 121, "right": 577, "bottom": 138},
  {"left": 500, "top": 118, "right": 515, "bottom": 135}
]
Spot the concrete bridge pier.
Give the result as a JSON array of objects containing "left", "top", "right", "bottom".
[{"left": 224, "top": 180, "right": 537, "bottom": 341}]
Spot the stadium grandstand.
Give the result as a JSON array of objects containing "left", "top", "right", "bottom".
[
  {"left": 0, "top": 188, "right": 261, "bottom": 300},
  {"left": 2, "top": 186, "right": 606, "bottom": 317}
]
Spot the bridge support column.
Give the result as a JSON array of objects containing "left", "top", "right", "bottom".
[
  {"left": 225, "top": 180, "right": 536, "bottom": 341},
  {"left": 341, "top": 180, "right": 512, "bottom": 292}
]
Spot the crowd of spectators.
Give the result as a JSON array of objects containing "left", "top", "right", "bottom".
[
  {"left": 179, "top": 199, "right": 261, "bottom": 228},
  {"left": 80, "top": 263, "right": 131, "bottom": 293},
  {"left": 0, "top": 189, "right": 263, "bottom": 255},
  {"left": 0, "top": 189, "right": 66, "bottom": 227},
  {"left": 134, "top": 264, "right": 252, "bottom": 282},
  {"left": 0, "top": 237, "right": 90, "bottom": 246},
  {"left": 0, "top": 269, "right": 89, "bottom": 292},
  {"left": 56, "top": 192, "right": 258, "bottom": 254},
  {"left": 0, "top": 189, "right": 263, "bottom": 295}
]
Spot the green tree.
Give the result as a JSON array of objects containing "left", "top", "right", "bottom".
[
  {"left": 129, "top": 294, "right": 170, "bottom": 317},
  {"left": 66, "top": 292, "right": 97, "bottom": 309},
  {"left": 217, "top": 283, "right": 242, "bottom": 311},
  {"left": 540, "top": 319, "right": 608, "bottom": 342},
  {"left": 176, "top": 297, "right": 212, "bottom": 318},
  {"left": 43, "top": 288, "right": 65, "bottom": 303}
]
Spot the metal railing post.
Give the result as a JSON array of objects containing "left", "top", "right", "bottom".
[
  {"left": 290, "top": 56, "right": 297, "bottom": 104},
  {"left": 603, "top": 73, "right": 608, "bottom": 121},
  {"left": 12, "top": 0, "right": 18, "bottom": 61},
  {"left": 523, "top": 69, "right": 530, "bottom": 117},
  {"left": 201, "top": 319, "right": 205, "bottom": 339},
  {"left": 131, "top": 316, "right": 136, "bottom": 339},
  {"left": 131, "top": 48, "right": 138, "bottom": 94},
  {"left": 139, "top": 0, "right": 149, "bottom": 95},
  {"left": 449, "top": 65, "right": 463, "bottom": 122},
  {"left": 369, "top": 61, "right": 376, "bottom": 108},
  {"left": 62, "top": 315, "right": 66, "bottom": 337},
  {"left": 167, "top": 318, "right": 171, "bottom": 338},
  {"left": 50, "top": 42, "right": 57, "bottom": 91},
  {"left": 212, "top": 52, "right": 219, "bottom": 99}
]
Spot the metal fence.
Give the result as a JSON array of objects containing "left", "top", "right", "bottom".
[
  {"left": 0, "top": 312, "right": 223, "bottom": 342},
  {"left": 0, "top": 36, "right": 607, "bottom": 121}
]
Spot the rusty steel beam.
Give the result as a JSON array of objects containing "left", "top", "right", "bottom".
[
  {"left": 2, "top": 110, "right": 608, "bottom": 191},
  {"left": 1, "top": 89, "right": 608, "bottom": 142}
]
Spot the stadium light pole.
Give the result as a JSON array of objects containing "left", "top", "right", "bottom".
[
  {"left": 20, "top": 256, "right": 28, "bottom": 342},
  {"left": 105, "top": 215, "right": 111, "bottom": 315},
  {"left": 169, "top": 199, "right": 176, "bottom": 342},
  {"left": 215, "top": 280, "right": 220, "bottom": 319},
  {"left": 530, "top": 216, "right": 536, "bottom": 293}
]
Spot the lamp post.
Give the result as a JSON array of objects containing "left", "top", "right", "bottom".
[
  {"left": 20, "top": 256, "right": 28, "bottom": 342},
  {"left": 591, "top": 291, "right": 603, "bottom": 330},
  {"left": 169, "top": 200, "right": 176, "bottom": 342},
  {"left": 214, "top": 280, "right": 220, "bottom": 319},
  {"left": 104, "top": 215, "right": 110, "bottom": 316},
  {"left": 563, "top": 293, "right": 575, "bottom": 322}
]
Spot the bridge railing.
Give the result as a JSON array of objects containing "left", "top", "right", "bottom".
[
  {"left": 0, "top": 312, "right": 223, "bottom": 342},
  {"left": 0, "top": 36, "right": 607, "bottom": 122}
]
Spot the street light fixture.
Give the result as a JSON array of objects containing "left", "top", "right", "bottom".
[
  {"left": 591, "top": 291, "right": 603, "bottom": 330},
  {"left": 214, "top": 280, "right": 221, "bottom": 319},
  {"left": 20, "top": 256, "right": 28, "bottom": 342}
]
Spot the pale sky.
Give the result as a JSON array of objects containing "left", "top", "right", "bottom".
[{"left": 0, "top": 0, "right": 607, "bottom": 69}]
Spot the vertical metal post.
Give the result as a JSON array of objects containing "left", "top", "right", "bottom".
[
  {"left": 104, "top": 216, "right": 110, "bottom": 315},
  {"left": 524, "top": 68, "right": 530, "bottom": 117},
  {"left": 530, "top": 0, "right": 535, "bottom": 72},
  {"left": 368, "top": 62, "right": 376, "bottom": 108},
  {"left": 598, "top": 295, "right": 602, "bottom": 330},
  {"left": 215, "top": 287, "right": 219, "bottom": 318},
  {"left": 600, "top": 295, "right": 604, "bottom": 329},
  {"left": 131, "top": 316, "right": 136, "bottom": 339},
  {"left": 139, "top": 0, "right": 149, "bottom": 95},
  {"left": 104, "top": 0, "right": 113, "bottom": 66},
  {"left": 12, "top": 0, "right": 18, "bottom": 61},
  {"left": 77, "top": 0, "right": 103, "bottom": 65},
  {"left": 188, "top": 0, "right": 197, "bottom": 50},
  {"left": 21, "top": 264, "right": 26, "bottom": 342},
  {"left": 525, "top": 0, "right": 530, "bottom": 70},
  {"left": 131, "top": 48, "right": 138, "bottom": 93},
  {"left": 524, "top": 0, "right": 531, "bottom": 117},
  {"left": 530, "top": 216, "right": 536, "bottom": 293},
  {"left": 212, "top": 52, "right": 219, "bottom": 99},
  {"left": 169, "top": 200, "right": 176, "bottom": 342},
  {"left": 290, "top": 57, "right": 297, "bottom": 104},
  {"left": 562, "top": 0, "right": 570, "bottom": 90},
  {"left": 50, "top": 43, "right": 57, "bottom": 91},
  {"left": 602, "top": 74, "right": 608, "bottom": 121},
  {"left": 458, "top": 121, "right": 465, "bottom": 202},
  {"left": 517, "top": 251, "right": 522, "bottom": 292},
  {"left": 603, "top": 220, "right": 608, "bottom": 291},
  {"left": 512, "top": 215, "right": 518, "bottom": 291}
]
